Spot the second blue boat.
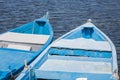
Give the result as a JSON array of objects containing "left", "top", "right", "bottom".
[{"left": 0, "top": 12, "right": 53, "bottom": 79}]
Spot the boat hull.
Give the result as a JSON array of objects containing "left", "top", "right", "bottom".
[
  {"left": 0, "top": 13, "right": 53, "bottom": 80},
  {"left": 16, "top": 21, "right": 118, "bottom": 80}
]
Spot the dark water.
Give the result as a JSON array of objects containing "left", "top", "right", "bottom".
[{"left": 0, "top": 0, "right": 120, "bottom": 74}]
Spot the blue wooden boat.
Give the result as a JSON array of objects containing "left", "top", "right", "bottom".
[
  {"left": 16, "top": 19, "right": 119, "bottom": 80},
  {"left": 0, "top": 12, "right": 53, "bottom": 80}
]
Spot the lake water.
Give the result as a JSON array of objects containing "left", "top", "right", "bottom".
[{"left": 0, "top": 0, "right": 120, "bottom": 74}]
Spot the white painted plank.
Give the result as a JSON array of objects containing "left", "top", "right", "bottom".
[
  {"left": 39, "top": 59, "right": 112, "bottom": 74},
  {"left": 51, "top": 38, "right": 111, "bottom": 51},
  {"left": 0, "top": 32, "right": 50, "bottom": 44}
]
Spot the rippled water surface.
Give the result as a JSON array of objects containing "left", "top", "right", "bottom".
[{"left": 0, "top": 0, "right": 120, "bottom": 74}]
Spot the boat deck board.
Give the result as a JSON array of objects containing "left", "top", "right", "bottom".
[
  {"left": 0, "top": 32, "right": 50, "bottom": 44},
  {"left": 51, "top": 38, "right": 111, "bottom": 51},
  {"left": 36, "top": 56, "right": 112, "bottom": 80},
  {"left": 38, "top": 57, "right": 112, "bottom": 74}
]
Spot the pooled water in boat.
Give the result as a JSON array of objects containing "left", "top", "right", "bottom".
[{"left": 0, "top": 0, "right": 120, "bottom": 74}]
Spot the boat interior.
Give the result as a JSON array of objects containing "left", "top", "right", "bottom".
[{"left": 35, "top": 23, "right": 113, "bottom": 80}]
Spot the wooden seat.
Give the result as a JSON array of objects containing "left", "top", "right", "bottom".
[
  {"left": 0, "top": 32, "right": 50, "bottom": 44},
  {"left": 51, "top": 38, "right": 111, "bottom": 51}
]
